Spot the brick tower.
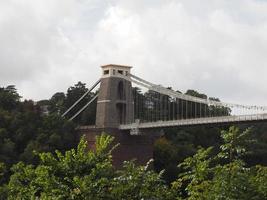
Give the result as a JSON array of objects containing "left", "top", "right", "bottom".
[{"left": 80, "top": 64, "right": 154, "bottom": 168}]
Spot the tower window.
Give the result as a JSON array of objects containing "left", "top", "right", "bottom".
[
  {"left": 118, "top": 70, "right": 123, "bottom": 75},
  {"left": 103, "top": 70, "right": 109, "bottom": 75}
]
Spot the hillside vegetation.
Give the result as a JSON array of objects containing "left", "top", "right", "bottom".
[{"left": 1, "top": 83, "right": 267, "bottom": 199}]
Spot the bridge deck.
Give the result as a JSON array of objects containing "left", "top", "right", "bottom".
[{"left": 119, "top": 114, "right": 267, "bottom": 130}]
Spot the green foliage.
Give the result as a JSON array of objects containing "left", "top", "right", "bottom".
[
  {"left": 1, "top": 83, "right": 267, "bottom": 199},
  {"left": 0, "top": 85, "right": 20, "bottom": 111},
  {"left": 0, "top": 163, "right": 8, "bottom": 200},
  {"left": 185, "top": 90, "right": 207, "bottom": 99},
  {"left": 242, "top": 123, "right": 267, "bottom": 166},
  {"left": 8, "top": 135, "right": 114, "bottom": 199},
  {"left": 49, "top": 92, "right": 66, "bottom": 114},
  {"left": 0, "top": 85, "right": 79, "bottom": 192},
  {"left": 173, "top": 147, "right": 213, "bottom": 200},
  {"left": 63, "top": 81, "right": 97, "bottom": 125},
  {"left": 154, "top": 135, "right": 195, "bottom": 184},
  {"left": 173, "top": 126, "right": 266, "bottom": 200},
  {"left": 112, "top": 160, "right": 174, "bottom": 200},
  {"left": 209, "top": 161, "right": 256, "bottom": 200},
  {"left": 251, "top": 165, "right": 267, "bottom": 199},
  {"left": 2, "top": 126, "right": 267, "bottom": 199},
  {"left": 155, "top": 126, "right": 221, "bottom": 183},
  {"left": 0, "top": 162, "right": 6, "bottom": 184},
  {"left": 218, "top": 126, "right": 253, "bottom": 162},
  {"left": 7, "top": 135, "right": 174, "bottom": 200}
]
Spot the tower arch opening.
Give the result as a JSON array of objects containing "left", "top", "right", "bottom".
[{"left": 117, "top": 81, "right": 126, "bottom": 100}]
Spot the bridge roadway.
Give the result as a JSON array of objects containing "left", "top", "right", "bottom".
[{"left": 119, "top": 113, "right": 267, "bottom": 130}]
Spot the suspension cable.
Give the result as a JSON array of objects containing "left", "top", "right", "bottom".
[
  {"left": 62, "top": 79, "right": 101, "bottom": 117},
  {"left": 69, "top": 94, "right": 98, "bottom": 121},
  {"left": 127, "top": 74, "right": 267, "bottom": 112},
  {"left": 115, "top": 73, "right": 267, "bottom": 123}
]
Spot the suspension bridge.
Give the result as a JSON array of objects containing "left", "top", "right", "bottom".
[
  {"left": 62, "top": 64, "right": 267, "bottom": 166},
  {"left": 63, "top": 64, "right": 267, "bottom": 133}
]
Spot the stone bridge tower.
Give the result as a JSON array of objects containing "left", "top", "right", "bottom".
[
  {"left": 96, "top": 64, "right": 134, "bottom": 128},
  {"left": 80, "top": 64, "right": 154, "bottom": 168}
]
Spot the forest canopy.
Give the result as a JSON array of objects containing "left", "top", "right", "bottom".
[{"left": 0, "top": 83, "right": 267, "bottom": 199}]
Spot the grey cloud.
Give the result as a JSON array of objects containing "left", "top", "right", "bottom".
[{"left": 0, "top": 0, "right": 267, "bottom": 107}]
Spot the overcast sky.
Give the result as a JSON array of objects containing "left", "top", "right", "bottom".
[{"left": 1, "top": 0, "right": 267, "bottom": 106}]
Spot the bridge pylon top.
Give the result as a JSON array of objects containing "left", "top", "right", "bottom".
[{"left": 101, "top": 64, "right": 132, "bottom": 78}]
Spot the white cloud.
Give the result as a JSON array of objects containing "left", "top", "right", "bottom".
[{"left": 1, "top": 0, "right": 267, "bottom": 107}]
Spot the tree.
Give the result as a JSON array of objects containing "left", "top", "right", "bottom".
[
  {"left": 154, "top": 134, "right": 196, "bottom": 184},
  {"left": 0, "top": 85, "right": 20, "bottom": 111},
  {"left": 185, "top": 90, "right": 207, "bottom": 99},
  {"left": 63, "top": 81, "right": 97, "bottom": 124},
  {"left": 218, "top": 126, "right": 253, "bottom": 162},
  {"left": 8, "top": 135, "right": 114, "bottom": 199},
  {"left": 0, "top": 162, "right": 8, "bottom": 200},
  {"left": 8, "top": 134, "right": 173, "bottom": 199},
  {"left": 173, "top": 147, "right": 213, "bottom": 200},
  {"left": 251, "top": 165, "right": 267, "bottom": 199},
  {"left": 0, "top": 85, "right": 78, "bottom": 168},
  {"left": 111, "top": 160, "right": 174, "bottom": 200},
  {"left": 173, "top": 126, "right": 264, "bottom": 200},
  {"left": 48, "top": 92, "right": 66, "bottom": 114}
]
